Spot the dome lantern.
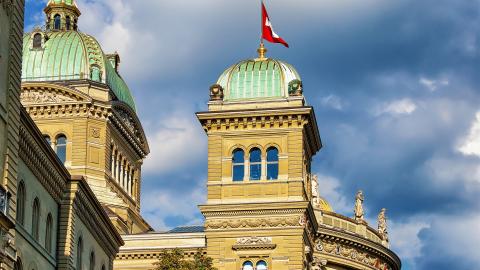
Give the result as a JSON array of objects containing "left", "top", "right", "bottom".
[{"left": 44, "top": 0, "right": 81, "bottom": 31}]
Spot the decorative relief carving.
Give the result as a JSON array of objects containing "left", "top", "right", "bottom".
[
  {"left": 314, "top": 239, "right": 392, "bottom": 270},
  {"left": 116, "top": 109, "right": 137, "bottom": 135},
  {"left": 200, "top": 114, "right": 307, "bottom": 132},
  {"left": 0, "top": 0, "right": 13, "bottom": 15},
  {"left": 232, "top": 237, "right": 276, "bottom": 250},
  {"left": 90, "top": 127, "right": 100, "bottom": 138},
  {"left": 21, "top": 89, "right": 78, "bottom": 104},
  {"left": 205, "top": 216, "right": 301, "bottom": 230}
]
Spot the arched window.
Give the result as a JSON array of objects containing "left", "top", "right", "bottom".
[
  {"left": 249, "top": 148, "right": 262, "bottom": 180},
  {"left": 77, "top": 237, "right": 83, "bottom": 270},
  {"left": 232, "top": 149, "right": 245, "bottom": 181},
  {"left": 44, "top": 135, "right": 51, "bottom": 146},
  {"left": 89, "top": 251, "right": 95, "bottom": 270},
  {"left": 14, "top": 258, "right": 22, "bottom": 270},
  {"left": 54, "top": 14, "right": 61, "bottom": 30},
  {"left": 66, "top": 16, "right": 71, "bottom": 30},
  {"left": 266, "top": 147, "right": 279, "bottom": 180},
  {"left": 242, "top": 261, "right": 254, "bottom": 270},
  {"left": 33, "top": 33, "right": 42, "bottom": 49},
  {"left": 90, "top": 66, "right": 101, "bottom": 82},
  {"left": 101, "top": 265, "right": 105, "bottom": 270},
  {"left": 32, "top": 198, "right": 40, "bottom": 241},
  {"left": 73, "top": 19, "right": 78, "bottom": 31},
  {"left": 16, "top": 181, "right": 25, "bottom": 225},
  {"left": 256, "top": 260, "right": 268, "bottom": 270},
  {"left": 55, "top": 135, "right": 67, "bottom": 164},
  {"left": 117, "top": 156, "right": 122, "bottom": 183},
  {"left": 45, "top": 213, "right": 53, "bottom": 253}
]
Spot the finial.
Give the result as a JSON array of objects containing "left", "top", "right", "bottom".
[{"left": 257, "top": 41, "right": 267, "bottom": 60}]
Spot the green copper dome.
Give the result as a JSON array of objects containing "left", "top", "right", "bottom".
[
  {"left": 217, "top": 58, "right": 301, "bottom": 101},
  {"left": 22, "top": 31, "right": 136, "bottom": 111}
]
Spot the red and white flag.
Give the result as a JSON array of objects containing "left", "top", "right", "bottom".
[{"left": 262, "top": 2, "right": 289, "bottom": 48}]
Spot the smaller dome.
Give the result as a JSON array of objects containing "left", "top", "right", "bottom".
[
  {"left": 317, "top": 196, "right": 333, "bottom": 212},
  {"left": 47, "top": 0, "right": 77, "bottom": 6},
  {"left": 216, "top": 58, "right": 301, "bottom": 101}
]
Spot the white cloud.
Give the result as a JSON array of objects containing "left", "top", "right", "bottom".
[
  {"left": 142, "top": 114, "right": 206, "bottom": 175},
  {"left": 419, "top": 77, "right": 449, "bottom": 92},
  {"left": 374, "top": 98, "right": 417, "bottom": 116},
  {"left": 458, "top": 112, "right": 480, "bottom": 157},
  {"left": 320, "top": 94, "right": 346, "bottom": 110},
  {"left": 316, "top": 174, "right": 351, "bottom": 214},
  {"left": 389, "top": 217, "right": 430, "bottom": 262},
  {"left": 141, "top": 183, "right": 205, "bottom": 230}
]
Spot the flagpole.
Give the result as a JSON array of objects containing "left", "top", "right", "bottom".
[{"left": 258, "top": 0, "right": 267, "bottom": 59}]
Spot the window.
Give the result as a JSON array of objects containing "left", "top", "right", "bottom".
[
  {"left": 89, "top": 251, "right": 95, "bottom": 270},
  {"left": 77, "top": 237, "right": 83, "bottom": 270},
  {"left": 90, "top": 66, "right": 101, "bottom": 81},
  {"left": 117, "top": 156, "right": 121, "bottom": 183},
  {"left": 73, "top": 19, "right": 78, "bottom": 31},
  {"left": 249, "top": 148, "right": 261, "bottom": 180},
  {"left": 45, "top": 214, "right": 53, "bottom": 253},
  {"left": 55, "top": 135, "right": 67, "bottom": 164},
  {"left": 33, "top": 33, "right": 42, "bottom": 48},
  {"left": 113, "top": 150, "right": 118, "bottom": 179},
  {"left": 256, "top": 260, "right": 268, "bottom": 270},
  {"left": 14, "top": 258, "right": 23, "bottom": 270},
  {"left": 44, "top": 135, "right": 51, "bottom": 146},
  {"left": 16, "top": 181, "right": 25, "bottom": 225},
  {"left": 66, "top": 16, "right": 71, "bottom": 30},
  {"left": 54, "top": 14, "right": 61, "bottom": 30},
  {"left": 232, "top": 149, "right": 244, "bottom": 181},
  {"left": 242, "top": 261, "right": 254, "bottom": 270},
  {"left": 101, "top": 265, "right": 105, "bottom": 270},
  {"left": 32, "top": 198, "right": 40, "bottom": 241},
  {"left": 266, "top": 147, "right": 279, "bottom": 180}
]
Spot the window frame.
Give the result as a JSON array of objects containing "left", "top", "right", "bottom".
[
  {"left": 55, "top": 134, "right": 67, "bottom": 164},
  {"left": 266, "top": 147, "right": 279, "bottom": 180},
  {"left": 32, "top": 197, "right": 40, "bottom": 241},
  {"left": 232, "top": 148, "right": 245, "bottom": 181},
  {"left": 16, "top": 181, "right": 25, "bottom": 225},
  {"left": 249, "top": 147, "right": 262, "bottom": 180},
  {"left": 45, "top": 213, "right": 53, "bottom": 254}
]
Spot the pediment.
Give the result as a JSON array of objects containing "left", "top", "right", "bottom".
[
  {"left": 111, "top": 102, "right": 150, "bottom": 154},
  {"left": 21, "top": 82, "right": 91, "bottom": 105}
]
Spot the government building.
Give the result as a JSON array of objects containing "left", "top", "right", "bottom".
[{"left": 0, "top": 0, "right": 401, "bottom": 269}]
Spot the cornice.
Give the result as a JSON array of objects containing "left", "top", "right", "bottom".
[
  {"left": 19, "top": 109, "right": 68, "bottom": 202},
  {"left": 71, "top": 177, "right": 124, "bottom": 256},
  {"left": 199, "top": 201, "right": 309, "bottom": 217},
  {"left": 116, "top": 249, "right": 206, "bottom": 260},
  {"left": 316, "top": 226, "right": 401, "bottom": 270}
]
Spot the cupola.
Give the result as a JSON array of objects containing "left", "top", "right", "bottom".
[{"left": 44, "top": 0, "right": 81, "bottom": 31}]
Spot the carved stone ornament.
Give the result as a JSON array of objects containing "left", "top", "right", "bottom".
[
  {"left": 378, "top": 208, "right": 389, "bottom": 244},
  {"left": 21, "top": 90, "right": 78, "bottom": 104},
  {"left": 209, "top": 84, "right": 224, "bottom": 101},
  {"left": 0, "top": 0, "right": 13, "bottom": 15},
  {"left": 288, "top": 79, "right": 303, "bottom": 96},
  {"left": 90, "top": 127, "right": 100, "bottom": 138},
  {"left": 316, "top": 239, "right": 392, "bottom": 270},
  {"left": 205, "top": 216, "right": 301, "bottom": 230},
  {"left": 116, "top": 109, "right": 137, "bottom": 135},
  {"left": 310, "top": 256, "right": 327, "bottom": 270},
  {"left": 232, "top": 237, "right": 276, "bottom": 250}
]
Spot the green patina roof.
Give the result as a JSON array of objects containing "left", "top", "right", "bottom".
[
  {"left": 48, "top": 0, "right": 76, "bottom": 6},
  {"left": 217, "top": 58, "right": 301, "bottom": 101},
  {"left": 22, "top": 31, "right": 136, "bottom": 111}
]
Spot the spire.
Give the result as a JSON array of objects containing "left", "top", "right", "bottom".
[{"left": 44, "top": 0, "right": 81, "bottom": 31}]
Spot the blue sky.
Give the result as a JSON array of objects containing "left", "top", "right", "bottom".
[{"left": 25, "top": 0, "right": 480, "bottom": 269}]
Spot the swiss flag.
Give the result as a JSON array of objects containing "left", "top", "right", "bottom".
[{"left": 262, "top": 2, "right": 289, "bottom": 48}]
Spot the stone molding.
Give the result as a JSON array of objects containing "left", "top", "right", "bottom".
[
  {"left": 116, "top": 249, "right": 206, "bottom": 260},
  {"left": 205, "top": 215, "right": 303, "bottom": 230},
  {"left": 315, "top": 227, "right": 401, "bottom": 270},
  {"left": 19, "top": 110, "right": 68, "bottom": 202},
  {"left": 232, "top": 237, "right": 276, "bottom": 250}
]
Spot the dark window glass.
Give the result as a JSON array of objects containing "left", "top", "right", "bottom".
[
  {"left": 66, "top": 16, "right": 71, "bottom": 30},
  {"left": 249, "top": 148, "right": 261, "bottom": 180},
  {"left": 77, "top": 238, "right": 83, "bottom": 270},
  {"left": 16, "top": 182, "right": 25, "bottom": 225},
  {"left": 55, "top": 135, "right": 67, "bottom": 164},
  {"left": 54, "top": 14, "right": 61, "bottom": 30},
  {"left": 32, "top": 198, "right": 40, "bottom": 241},
  {"left": 33, "top": 33, "right": 42, "bottom": 48},
  {"left": 101, "top": 265, "right": 105, "bottom": 270},
  {"left": 45, "top": 214, "right": 53, "bottom": 253},
  {"left": 89, "top": 251, "right": 95, "bottom": 270},
  {"left": 14, "top": 259, "right": 22, "bottom": 270},
  {"left": 44, "top": 135, "right": 51, "bottom": 146},
  {"left": 232, "top": 149, "right": 245, "bottom": 181},
  {"left": 266, "top": 147, "right": 279, "bottom": 180}
]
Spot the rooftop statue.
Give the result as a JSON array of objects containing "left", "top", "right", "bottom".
[
  {"left": 378, "top": 208, "right": 390, "bottom": 246},
  {"left": 354, "top": 190, "right": 365, "bottom": 222}
]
